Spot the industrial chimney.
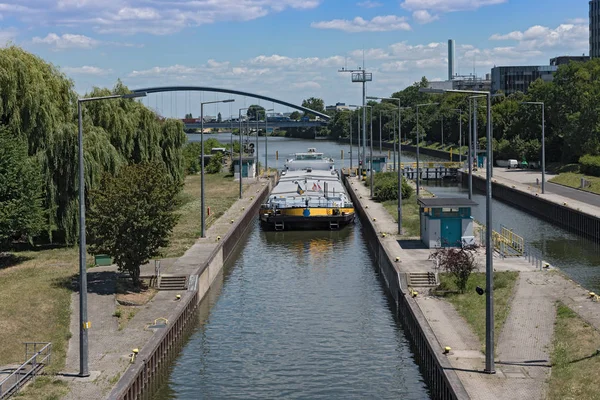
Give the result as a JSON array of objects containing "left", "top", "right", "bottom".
[{"left": 448, "top": 39, "right": 455, "bottom": 81}]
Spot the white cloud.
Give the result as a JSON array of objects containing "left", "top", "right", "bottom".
[
  {"left": 412, "top": 10, "right": 439, "bottom": 24},
  {"left": 311, "top": 15, "right": 411, "bottom": 32},
  {"left": 292, "top": 81, "right": 321, "bottom": 89},
  {"left": 62, "top": 65, "right": 113, "bottom": 75},
  {"left": 1, "top": 0, "right": 322, "bottom": 36},
  {"left": 349, "top": 48, "right": 391, "bottom": 60},
  {"left": 489, "top": 22, "right": 588, "bottom": 51},
  {"left": 401, "top": 0, "right": 506, "bottom": 13},
  {"left": 380, "top": 61, "right": 408, "bottom": 72},
  {"left": 32, "top": 33, "right": 99, "bottom": 49},
  {"left": 357, "top": 1, "right": 382, "bottom": 8}
]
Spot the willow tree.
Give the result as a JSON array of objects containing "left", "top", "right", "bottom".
[{"left": 0, "top": 46, "right": 187, "bottom": 244}]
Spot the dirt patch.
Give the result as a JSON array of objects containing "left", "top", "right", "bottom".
[{"left": 115, "top": 279, "right": 157, "bottom": 306}]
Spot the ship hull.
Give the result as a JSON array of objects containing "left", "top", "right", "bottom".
[{"left": 259, "top": 211, "right": 355, "bottom": 231}]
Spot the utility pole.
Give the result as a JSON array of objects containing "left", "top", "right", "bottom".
[{"left": 338, "top": 66, "right": 372, "bottom": 176}]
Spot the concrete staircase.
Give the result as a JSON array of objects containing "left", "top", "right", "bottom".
[
  {"left": 407, "top": 272, "right": 439, "bottom": 287},
  {"left": 157, "top": 275, "right": 188, "bottom": 290}
]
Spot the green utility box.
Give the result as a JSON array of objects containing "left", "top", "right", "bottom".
[{"left": 94, "top": 254, "right": 113, "bottom": 266}]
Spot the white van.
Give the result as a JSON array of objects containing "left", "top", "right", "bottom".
[{"left": 507, "top": 159, "right": 518, "bottom": 169}]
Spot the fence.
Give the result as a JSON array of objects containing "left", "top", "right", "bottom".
[
  {"left": 478, "top": 225, "right": 547, "bottom": 269},
  {"left": 0, "top": 342, "right": 52, "bottom": 399}
]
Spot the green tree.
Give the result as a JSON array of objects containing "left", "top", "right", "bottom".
[
  {"left": 247, "top": 105, "right": 265, "bottom": 121},
  {"left": 289, "top": 111, "right": 302, "bottom": 120},
  {"left": 185, "top": 113, "right": 193, "bottom": 119},
  {"left": 301, "top": 97, "right": 325, "bottom": 116},
  {"left": 87, "top": 163, "right": 181, "bottom": 286},
  {"left": 0, "top": 127, "right": 44, "bottom": 249},
  {"left": 429, "top": 246, "right": 478, "bottom": 293},
  {"left": 206, "top": 152, "right": 223, "bottom": 174},
  {"left": 217, "top": 112, "right": 222, "bottom": 123}
]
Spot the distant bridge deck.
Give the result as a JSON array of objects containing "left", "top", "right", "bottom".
[{"left": 183, "top": 120, "right": 328, "bottom": 129}]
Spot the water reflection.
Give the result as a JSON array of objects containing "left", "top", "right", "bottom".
[{"left": 152, "top": 220, "right": 429, "bottom": 400}]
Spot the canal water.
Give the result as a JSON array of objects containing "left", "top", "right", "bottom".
[
  {"left": 153, "top": 221, "right": 430, "bottom": 399},
  {"left": 187, "top": 132, "right": 437, "bottom": 169},
  {"left": 423, "top": 181, "right": 600, "bottom": 293},
  {"left": 191, "top": 133, "right": 600, "bottom": 292}
]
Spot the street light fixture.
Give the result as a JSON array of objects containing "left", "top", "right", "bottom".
[
  {"left": 265, "top": 108, "right": 274, "bottom": 174},
  {"left": 449, "top": 108, "right": 463, "bottom": 161},
  {"left": 339, "top": 67, "right": 372, "bottom": 175},
  {"left": 415, "top": 102, "right": 439, "bottom": 196},
  {"left": 420, "top": 87, "right": 495, "bottom": 374},
  {"left": 521, "top": 102, "right": 545, "bottom": 194},
  {"left": 367, "top": 95, "right": 408, "bottom": 234},
  {"left": 348, "top": 105, "right": 360, "bottom": 173},
  {"left": 238, "top": 108, "right": 248, "bottom": 199},
  {"left": 201, "top": 99, "right": 235, "bottom": 238},
  {"left": 77, "top": 91, "right": 146, "bottom": 377},
  {"left": 365, "top": 105, "right": 374, "bottom": 197}
]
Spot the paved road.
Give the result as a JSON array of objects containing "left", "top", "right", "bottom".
[{"left": 488, "top": 168, "right": 600, "bottom": 208}]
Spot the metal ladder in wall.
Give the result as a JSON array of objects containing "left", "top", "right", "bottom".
[
  {"left": 275, "top": 221, "right": 285, "bottom": 231},
  {"left": 329, "top": 221, "right": 339, "bottom": 230}
]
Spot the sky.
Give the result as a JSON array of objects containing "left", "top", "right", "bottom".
[{"left": 0, "top": 0, "right": 590, "bottom": 118}]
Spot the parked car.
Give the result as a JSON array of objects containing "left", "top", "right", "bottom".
[{"left": 507, "top": 159, "right": 518, "bottom": 169}]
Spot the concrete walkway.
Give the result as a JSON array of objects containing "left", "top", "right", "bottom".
[
  {"left": 61, "top": 178, "right": 268, "bottom": 400},
  {"left": 350, "top": 174, "right": 600, "bottom": 400}
]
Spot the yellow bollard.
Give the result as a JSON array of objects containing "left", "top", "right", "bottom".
[
  {"left": 231, "top": 219, "right": 234, "bottom": 223},
  {"left": 395, "top": 257, "right": 400, "bottom": 262},
  {"left": 443, "top": 346, "right": 451, "bottom": 354},
  {"left": 175, "top": 294, "right": 181, "bottom": 300},
  {"left": 216, "top": 236, "right": 221, "bottom": 241}
]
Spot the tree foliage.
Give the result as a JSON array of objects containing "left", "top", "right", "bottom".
[
  {"left": 429, "top": 245, "right": 479, "bottom": 293},
  {"left": 247, "top": 105, "right": 265, "bottom": 121},
  {"left": 369, "top": 172, "right": 413, "bottom": 201},
  {"left": 301, "top": 97, "right": 325, "bottom": 116},
  {"left": 0, "top": 46, "right": 186, "bottom": 244},
  {"left": 87, "top": 163, "right": 181, "bottom": 285},
  {"left": 289, "top": 111, "right": 302, "bottom": 120},
  {"left": 0, "top": 127, "right": 44, "bottom": 249}
]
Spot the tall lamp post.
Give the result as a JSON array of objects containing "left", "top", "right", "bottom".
[
  {"left": 450, "top": 108, "right": 463, "bottom": 160},
  {"left": 420, "top": 87, "right": 495, "bottom": 374},
  {"left": 339, "top": 67, "right": 372, "bottom": 175},
  {"left": 521, "top": 101, "right": 545, "bottom": 194},
  {"left": 367, "top": 95, "right": 408, "bottom": 234},
  {"left": 365, "top": 105, "right": 374, "bottom": 197},
  {"left": 77, "top": 91, "right": 146, "bottom": 377},
  {"left": 238, "top": 108, "right": 248, "bottom": 199},
  {"left": 415, "top": 102, "right": 439, "bottom": 196},
  {"left": 201, "top": 99, "right": 234, "bottom": 237},
  {"left": 265, "top": 108, "right": 274, "bottom": 174},
  {"left": 348, "top": 105, "right": 360, "bottom": 172}
]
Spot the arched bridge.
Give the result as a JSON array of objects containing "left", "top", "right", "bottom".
[
  {"left": 182, "top": 120, "right": 327, "bottom": 129},
  {"left": 131, "top": 86, "right": 331, "bottom": 121}
]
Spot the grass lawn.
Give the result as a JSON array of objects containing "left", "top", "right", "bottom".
[
  {"left": 162, "top": 172, "right": 241, "bottom": 258},
  {"left": 383, "top": 195, "right": 421, "bottom": 237},
  {"left": 548, "top": 302, "right": 600, "bottom": 400},
  {"left": 437, "top": 271, "right": 519, "bottom": 352},
  {"left": 0, "top": 171, "right": 241, "bottom": 398},
  {"left": 549, "top": 172, "right": 600, "bottom": 195}
]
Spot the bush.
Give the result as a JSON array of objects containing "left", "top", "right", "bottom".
[
  {"left": 579, "top": 154, "right": 600, "bottom": 177},
  {"left": 370, "top": 172, "right": 413, "bottom": 201},
  {"left": 429, "top": 245, "right": 479, "bottom": 293},
  {"left": 206, "top": 152, "right": 223, "bottom": 174}
]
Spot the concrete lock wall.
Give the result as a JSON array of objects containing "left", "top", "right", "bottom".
[
  {"left": 109, "top": 177, "right": 275, "bottom": 400},
  {"left": 465, "top": 173, "right": 600, "bottom": 243},
  {"left": 342, "top": 173, "right": 469, "bottom": 400}
]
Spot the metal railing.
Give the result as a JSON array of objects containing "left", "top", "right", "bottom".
[
  {"left": 0, "top": 342, "right": 51, "bottom": 399},
  {"left": 478, "top": 225, "right": 547, "bottom": 269}
]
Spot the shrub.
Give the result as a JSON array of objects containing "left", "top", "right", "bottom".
[
  {"left": 429, "top": 245, "right": 479, "bottom": 293},
  {"left": 206, "top": 152, "right": 223, "bottom": 174},
  {"left": 370, "top": 172, "right": 413, "bottom": 201},
  {"left": 579, "top": 154, "right": 600, "bottom": 177}
]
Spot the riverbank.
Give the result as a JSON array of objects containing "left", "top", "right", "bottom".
[
  {"left": 347, "top": 173, "right": 600, "bottom": 399},
  {"left": 57, "top": 176, "right": 270, "bottom": 400},
  {"left": 0, "top": 172, "right": 248, "bottom": 399}
]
